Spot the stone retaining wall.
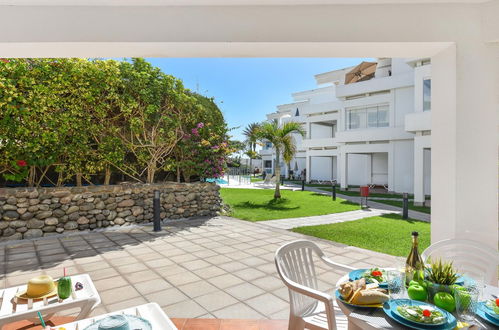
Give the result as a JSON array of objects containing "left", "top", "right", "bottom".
[{"left": 0, "top": 182, "right": 221, "bottom": 241}]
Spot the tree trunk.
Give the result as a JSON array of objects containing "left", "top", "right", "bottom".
[
  {"left": 249, "top": 158, "right": 253, "bottom": 177},
  {"left": 28, "top": 166, "right": 35, "bottom": 187},
  {"left": 274, "top": 150, "right": 281, "bottom": 199},
  {"left": 176, "top": 165, "right": 181, "bottom": 183},
  {"left": 56, "top": 169, "right": 63, "bottom": 187},
  {"left": 76, "top": 173, "right": 82, "bottom": 187},
  {"left": 104, "top": 167, "right": 111, "bottom": 185},
  {"left": 147, "top": 163, "right": 156, "bottom": 184}
]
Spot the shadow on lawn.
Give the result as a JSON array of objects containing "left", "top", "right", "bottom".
[{"left": 234, "top": 198, "right": 300, "bottom": 211}]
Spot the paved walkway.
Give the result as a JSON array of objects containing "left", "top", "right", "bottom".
[
  {"left": 0, "top": 216, "right": 401, "bottom": 321},
  {"left": 262, "top": 208, "right": 399, "bottom": 229},
  {"left": 300, "top": 185, "right": 431, "bottom": 223}
]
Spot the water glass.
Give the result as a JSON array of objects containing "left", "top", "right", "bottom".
[
  {"left": 386, "top": 270, "right": 406, "bottom": 299},
  {"left": 453, "top": 284, "right": 481, "bottom": 323}
]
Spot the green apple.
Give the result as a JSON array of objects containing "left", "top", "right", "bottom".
[
  {"left": 434, "top": 292, "right": 456, "bottom": 312},
  {"left": 409, "top": 280, "right": 420, "bottom": 287},
  {"left": 408, "top": 284, "right": 428, "bottom": 301}
]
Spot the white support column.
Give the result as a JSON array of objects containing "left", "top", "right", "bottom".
[
  {"left": 387, "top": 145, "right": 395, "bottom": 192},
  {"left": 306, "top": 154, "right": 311, "bottom": 183},
  {"left": 432, "top": 43, "right": 498, "bottom": 249},
  {"left": 339, "top": 151, "right": 348, "bottom": 189},
  {"left": 413, "top": 135, "right": 425, "bottom": 206},
  {"left": 366, "top": 153, "right": 372, "bottom": 185}
]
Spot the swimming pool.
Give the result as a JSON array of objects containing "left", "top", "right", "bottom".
[{"left": 205, "top": 178, "right": 229, "bottom": 184}]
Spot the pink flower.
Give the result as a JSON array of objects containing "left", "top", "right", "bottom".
[
  {"left": 191, "top": 128, "right": 199, "bottom": 136},
  {"left": 197, "top": 122, "right": 204, "bottom": 129},
  {"left": 16, "top": 160, "right": 27, "bottom": 167}
]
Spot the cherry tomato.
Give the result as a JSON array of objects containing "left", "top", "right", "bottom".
[{"left": 422, "top": 309, "right": 431, "bottom": 317}]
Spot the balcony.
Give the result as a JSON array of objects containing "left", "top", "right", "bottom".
[
  {"left": 405, "top": 111, "right": 431, "bottom": 132},
  {"left": 335, "top": 127, "right": 414, "bottom": 143},
  {"left": 259, "top": 148, "right": 273, "bottom": 156},
  {"left": 301, "top": 137, "right": 338, "bottom": 149},
  {"left": 336, "top": 73, "right": 414, "bottom": 98}
]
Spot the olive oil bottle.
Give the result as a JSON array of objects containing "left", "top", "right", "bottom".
[{"left": 405, "top": 231, "right": 424, "bottom": 285}]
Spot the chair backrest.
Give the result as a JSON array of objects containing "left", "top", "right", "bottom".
[
  {"left": 422, "top": 239, "right": 499, "bottom": 285},
  {"left": 263, "top": 172, "right": 272, "bottom": 184},
  {"left": 275, "top": 240, "right": 322, "bottom": 316}
]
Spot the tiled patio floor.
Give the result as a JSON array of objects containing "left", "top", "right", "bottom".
[{"left": 0, "top": 216, "right": 402, "bottom": 321}]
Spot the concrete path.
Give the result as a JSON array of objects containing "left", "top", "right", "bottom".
[
  {"left": 262, "top": 208, "right": 400, "bottom": 229},
  {"left": 298, "top": 185, "right": 431, "bottom": 223}
]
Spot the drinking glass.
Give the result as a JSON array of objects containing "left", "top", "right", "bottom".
[
  {"left": 453, "top": 283, "right": 481, "bottom": 323},
  {"left": 386, "top": 270, "right": 406, "bottom": 299}
]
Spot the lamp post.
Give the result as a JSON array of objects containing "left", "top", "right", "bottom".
[{"left": 153, "top": 190, "right": 161, "bottom": 232}]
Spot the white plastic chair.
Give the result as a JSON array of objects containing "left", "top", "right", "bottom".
[
  {"left": 275, "top": 240, "right": 353, "bottom": 330},
  {"left": 422, "top": 239, "right": 499, "bottom": 285}
]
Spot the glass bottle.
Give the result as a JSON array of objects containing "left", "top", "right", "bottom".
[{"left": 405, "top": 231, "right": 424, "bottom": 285}]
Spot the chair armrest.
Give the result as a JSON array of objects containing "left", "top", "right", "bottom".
[
  {"left": 282, "top": 276, "right": 334, "bottom": 306},
  {"left": 321, "top": 256, "right": 355, "bottom": 273}
]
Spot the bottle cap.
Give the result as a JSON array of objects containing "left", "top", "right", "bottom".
[{"left": 412, "top": 231, "right": 419, "bottom": 236}]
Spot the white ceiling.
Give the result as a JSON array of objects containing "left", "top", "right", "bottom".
[{"left": 0, "top": 0, "right": 490, "bottom": 5}]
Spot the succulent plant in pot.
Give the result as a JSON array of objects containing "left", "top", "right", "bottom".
[{"left": 425, "top": 259, "right": 459, "bottom": 301}]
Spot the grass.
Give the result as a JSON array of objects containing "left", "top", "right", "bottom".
[
  {"left": 374, "top": 199, "right": 431, "bottom": 214},
  {"left": 220, "top": 188, "right": 359, "bottom": 221},
  {"left": 292, "top": 213, "right": 430, "bottom": 257},
  {"left": 250, "top": 177, "right": 263, "bottom": 183}
]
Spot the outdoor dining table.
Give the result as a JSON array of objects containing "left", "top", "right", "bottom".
[
  {"left": 57, "top": 302, "right": 177, "bottom": 329},
  {"left": 335, "top": 273, "right": 499, "bottom": 329},
  {"left": 0, "top": 274, "right": 100, "bottom": 328}
]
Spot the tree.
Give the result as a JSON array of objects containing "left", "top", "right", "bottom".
[
  {"left": 243, "top": 122, "right": 261, "bottom": 176},
  {"left": 257, "top": 120, "right": 305, "bottom": 199}
]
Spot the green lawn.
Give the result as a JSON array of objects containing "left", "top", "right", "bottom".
[
  {"left": 292, "top": 214, "right": 430, "bottom": 257},
  {"left": 220, "top": 188, "right": 359, "bottom": 221},
  {"left": 374, "top": 199, "right": 431, "bottom": 214}
]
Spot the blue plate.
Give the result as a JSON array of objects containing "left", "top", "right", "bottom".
[
  {"left": 477, "top": 301, "right": 499, "bottom": 326},
  {"left": 334, "top": 289, "right": 383, "bottom": 308},
  {"left": 348, "top": 268, "right": 388, "bottom": 289},
  {"left": 383, "top": 299, "right": 457, "bottom": 330}
]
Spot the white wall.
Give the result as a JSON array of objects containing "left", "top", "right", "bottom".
[
  {"left": 392, "top": 140, "right": 415, "bottom": 193},
  {"left": 394, "top": 87, "right": 415, "bottom": 127},
  {"left": 347, "top": 154, "right": 369, "bottom": 186},
  {"left": 310, "top": 156, "right": 333, "bottom": 181},
  {"left": 310, "top": 123, "right": 333, "bottom": 139},
  {"left": 372, "top": 153, "right": 388, "bottom": 185}
]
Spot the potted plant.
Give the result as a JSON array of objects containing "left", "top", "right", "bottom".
[{"left": 425, "top": 259, "right": 459, "bottom": 301}]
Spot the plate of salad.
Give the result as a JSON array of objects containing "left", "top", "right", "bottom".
[
  {"left": 383, "top": 299, "right": 456, "bottom": 329},
  {"left": 349, "top": 268, "right": 388, "bottom": 288},
  {"left": 476, "top": 300, "right": 499, "bottom": 326},
  {"left": 484, "top": 299, "right": 499, "bottom": 319}
]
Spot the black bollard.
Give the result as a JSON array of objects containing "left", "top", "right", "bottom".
[
  {"left": 153, "top": 190, "right": 162, "bottom": 232},
  {"left": 301, "top": 179, "right": 305, "bottom": 191},
  {"left": 332, "top": 182, "right": 336, "bottom": 201},
  {"left": 402, "top": 192, "right": 409, "bottom": 219}
]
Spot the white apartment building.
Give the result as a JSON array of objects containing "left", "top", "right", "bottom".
[{"left": 260, "top": 58, "right": 432, "bottom": 205}]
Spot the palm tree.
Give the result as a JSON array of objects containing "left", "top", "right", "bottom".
[
  {"left": 257, "top": 120, "right": 305, "bottom": 199},
  {"left": 243, "top": 122, "right": 261, "bottom": 176}
]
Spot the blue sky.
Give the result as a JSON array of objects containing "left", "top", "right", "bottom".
[{"left": 145, "top": 58, "right": 370, "bottom": 141}]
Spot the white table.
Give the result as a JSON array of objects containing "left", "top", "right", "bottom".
[
  {"left": 58, "top": 303, "right": 177, "bottom": 329},
  {"left": 0, "top": 274, "right": 100, "bottom": 328},
  {"left": 335, "top": 274, "right": 499, "bottom": 329}
]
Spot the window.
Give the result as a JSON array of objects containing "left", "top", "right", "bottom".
[
  {"left": 346, "top": 104, "right": 389, "bottom": 130},
  {"left": 265, "top": 142, "right": 272, "bottom": 149},
  {"left": 423, "top": 78, "right": 431, "bottom": 111},
  {"left": 264, "top": 160, "right": 272, "bottom": 168}
]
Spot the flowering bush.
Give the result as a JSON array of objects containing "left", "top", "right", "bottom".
[{"left": 0, "top": 58, "right": 230, "bottom": 186}]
